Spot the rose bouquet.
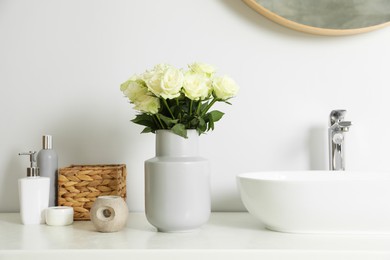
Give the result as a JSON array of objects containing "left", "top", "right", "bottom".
[{"left": 120, "top": 62, "right": 239, "bottom": 138}]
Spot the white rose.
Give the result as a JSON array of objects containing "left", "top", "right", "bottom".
[
  {"left": 160, "top": 67, "right": 184, "bottom": 99},
  {"left": 142, "top": 67, "right": 164, "bottom": 97},
  {"left": 143, "top": 64, "right": 183, "bottom": 99},
  {"left": 120, "top": 75, "right": 139, "bottom": 93},
  {"left": 183, "top": 72, "right": 211, "bottom": 101},
  {"left": 188, "top": 62, "right": 216, "bottom": 77},
  {"left": 212, "top": 76, "right": 239, "bottom": 100},
  {"left": 120, "top": 76, "right": 148, "bottom": 103},
  {"left": 120, "top": 75, "right": 160, "bottom": 114},
  {"left": 134, "top": 95, "right": 160, "bottom": 114}
]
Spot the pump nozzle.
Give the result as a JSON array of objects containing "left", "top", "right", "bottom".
[{"left": 19, "top": 151, "right": 39, "bottom": 177}]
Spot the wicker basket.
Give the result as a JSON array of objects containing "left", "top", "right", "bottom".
[{"left": 58, "top": 164, "right": 127, "bottom": 220}]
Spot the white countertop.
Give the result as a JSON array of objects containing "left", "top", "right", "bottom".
[{"left": 1, "top": 212, "right": 390, "bottom": 260}]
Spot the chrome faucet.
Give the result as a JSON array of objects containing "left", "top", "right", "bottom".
[{"left": 329, "top": 110, "right": 352, "bottom": 171}]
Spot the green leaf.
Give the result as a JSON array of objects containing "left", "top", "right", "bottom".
[
  {"left": 198, "top": 117, "right": 206, "bottom": 128},
  {"left": 222, "top": 98, "right": 233, "bottom": 105},
  {"left": 197, "top": 117, "right": 207, "bottom": 133},
  {"left": 141, "top": 127, "right": 153, "bottom": 134},
  {"left": 171, "top": 123, "right": 187, "bottom": 138},
  {"left": 190, "top": 117, "right": 199, "bottom": 127},
  {"left": 209, "top": 110, "right": 224, "bottom": 122},
  {"left": 131, "top": 114, "right": 157, "bottom": 129},
  {"left": 208, "top": 117, "right": 214, "bottom": 131},
  {"left": 159, "top": 114, "right": 179, "bottom": 127},
  {"left": 171, "top": 105, "right": 183, "bottom": 119}
]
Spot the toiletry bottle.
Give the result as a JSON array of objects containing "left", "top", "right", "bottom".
[
  {"left": 37, "top": 135, "right": 58, "bottom": 207},
  {"left": 18, "top": 151, "right": 50, "bottom": 225}
]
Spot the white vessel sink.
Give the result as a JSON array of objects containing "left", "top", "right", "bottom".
[{"left": 237, "top": 171, "right": 390, "bottom": 234}]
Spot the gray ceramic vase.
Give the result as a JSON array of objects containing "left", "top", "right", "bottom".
[{"left": 90, "top": 196, "right": 128, "bottom": 232}]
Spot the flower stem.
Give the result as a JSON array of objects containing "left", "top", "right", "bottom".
[
  {"left": 201, "top": 98, "right": 218, "bottom": 116},
  {"left": 176, "top": 98, "right": 182, "bottom": 121},
  {"left": 196, "top": 101, "right": 202, "bottom": 115},
  {"left": 189, "top": 100, "right": 193, "bottom": 116},
  {"left": 162, "top": 99, "right": 175, "bottom": 119},
  {"left": 155, "top": 114, "right": 165, "bottom": 129}
]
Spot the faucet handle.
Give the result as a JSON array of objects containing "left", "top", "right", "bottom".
[
  {"left": 330, "top": 109, "right": 347, "bottom": 126},
  {"left": 339, "top": 121, "right": 352, "bottom": 132}
]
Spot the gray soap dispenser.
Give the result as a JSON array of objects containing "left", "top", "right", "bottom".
[{"left": 37, "top": 135, "right": 58, "bottom": 207}]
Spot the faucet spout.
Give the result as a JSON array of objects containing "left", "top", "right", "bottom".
[{"left": 329, "top": 110, "right": 352, "bottom": 171}]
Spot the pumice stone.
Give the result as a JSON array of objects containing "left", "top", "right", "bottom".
[{"left": 90, "top": 196, "right": 129, "bottom": 232}]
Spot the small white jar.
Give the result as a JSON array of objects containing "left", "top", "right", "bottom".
[{"left": 45, "top": 206, "right": 74, "bottom": 226}]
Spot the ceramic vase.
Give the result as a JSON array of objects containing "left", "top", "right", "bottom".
[
  {"left": 145, "top": 130, "right": 210, "bottom": 232},
  {"left": 90, "top": 196, "right": 128, "bottom": 232}
]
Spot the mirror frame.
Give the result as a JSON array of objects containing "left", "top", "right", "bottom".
[{"left": 243, "top": 0, "right": 390, "bottom": 36}]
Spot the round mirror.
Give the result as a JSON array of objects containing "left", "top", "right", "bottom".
[{"left": 243, "top": 0, "right": 390, "bottom": 35}]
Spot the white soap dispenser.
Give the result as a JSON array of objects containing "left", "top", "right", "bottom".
[{"left": 18, "top": 151, "right": 50, "bottom": 225}]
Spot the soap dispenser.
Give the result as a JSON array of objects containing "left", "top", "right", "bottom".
[
  {"left": 37, "top": 135, "right": 58, "bottom": 207},
  {"left": 18, "top": 151, "right": 50, "bottom": 225}
]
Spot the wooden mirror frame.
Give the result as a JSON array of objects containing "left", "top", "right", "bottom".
[{"left": 243, "top": 0, "right": 390, "bottom": 36}]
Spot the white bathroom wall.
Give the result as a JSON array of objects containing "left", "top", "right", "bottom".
[{"left": 1, "top": 0, "right": 390, "bottom": 212}]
